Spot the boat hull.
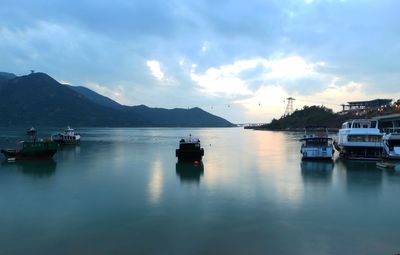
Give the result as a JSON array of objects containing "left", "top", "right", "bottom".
[
  {"left": 52, "top": 134, "right": 80, "bottom": 145},
  {"left": 52, "top": 139, "right": 80, "bottom": 145},
  {"left": 301, "top": 147, "right": 334, "bottom": 160},
  {"left": 336, "top": 145, "right": 383, "bottom": 160},
  {"left": 176, "top": 148, "right": 204, "bottom": 162},
  {"left": 383, "top": 135, "right": 400, "bottom": 159},
  {"left": 1, "top": 148, "right": 57, "bottom": 161}
]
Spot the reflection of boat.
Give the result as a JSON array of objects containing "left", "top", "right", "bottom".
[
  {"left": 176, "top": 161, "right": 204, "bottom": 183},
  {"left": 334, "top": 119, "right": 384, "bottom": 160},
  {"left": 176, "top": 135, "right": 204, "bottom": 162},
  {"left": 382, "top": 127, "right": 400, "bottom": 159},
  {"left": 300, "top": 126, "right": 334, "bottom": 160},
  {"left": 2, "top": 160, "right": 57, "bottom": 177},
  {"left": 301, "top": 161, "right": 334, "bottom": 171},
  {"left": 335, "top": 159, "right": 383, "bottom": 191},
  {"left": 1, "top": 128, "right": 57, "bottom": 161},
  {"left": 51, "top": 126, "right": 81, "bottom": 145},
  {"left": 301, "top": 161, "right": 333, "bottom": 183}
]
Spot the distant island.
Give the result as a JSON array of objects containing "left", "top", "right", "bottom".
[
  {"left": 0, "top": 72, "right": 235, "bottom": 127},
  {"left": 247, "top": 103, "right": 400, "bottom": 131}
]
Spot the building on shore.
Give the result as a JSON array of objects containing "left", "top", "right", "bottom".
[{"left": 340, "top": 99, "right": 392, "bottom": 114}]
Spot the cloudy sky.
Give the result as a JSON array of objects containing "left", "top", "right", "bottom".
[{"left": 1, "top": 0, "right": 400, "bottom": 123}]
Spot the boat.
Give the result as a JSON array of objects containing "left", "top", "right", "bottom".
[
  {"left": 175, "top": 135, "right": 204, "bottom": 162},
  {"left": 51, "top": 126, "right": 81, "bottom": 145},
  {"left": 382, "top": 127, "right": 400, "bottom": 159},
  {"left": 1, "top": 128, "right": 58, "bottom": 161},
  {"left": 334, "top": 119, "right": 384, "bottom": 160},
  {"left": 376, "top": 161, "right": 396, "bottom": 169},
  {"left": 300, "top": 126, "right": 334, "bottom": 160}
]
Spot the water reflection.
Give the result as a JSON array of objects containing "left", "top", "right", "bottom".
[
  {"left": 383, "top": 163, "right": 400, "bottom": 183},
  {"left": 176, "top": 161, "right": 204, "bottom": 184},
  {"left": 148, "top": 159, "right": 163, "bottom": 204},
  {"left": 1, "top": 160, "right": 57, "bottom": 177},
  {"left": 301, "top": 161, "right": 333, "bottom": 184},
  {"left": 335, "top": 159, "right": 383, "bottom": 192}
]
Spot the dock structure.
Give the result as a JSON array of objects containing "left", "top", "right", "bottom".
[
  {"left": 373, "top": 113, "right": 400, "bottom": 128},
  {"left": 341, "top": 99, "right": 392, "bottom": 113}
]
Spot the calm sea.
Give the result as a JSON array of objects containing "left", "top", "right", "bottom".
[{"left": 0, "top": 127, "right": 399, "bottom": 255}]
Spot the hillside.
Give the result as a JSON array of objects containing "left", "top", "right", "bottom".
[
  {"left": 68, "top": 85, "right": 122, "bottom": 110},
  {"left": 0, "top": 72, "right": 235, "bottom": 127},
  {"left": 256, "top": 105, "right": 354, "bottom": 130}
]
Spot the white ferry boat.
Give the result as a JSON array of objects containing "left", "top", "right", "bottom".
[
  {"left": 51, "top": 126, "right": 81, "bottom": 145},
  {"left": 334, "top": 119, "right": 384, "bottom": 160},
  {"left": 382, "top": 127, "right": 400, "bottom": 159},
  {"left": 300, "top": 126, "right": 334, "bottom": 160}
]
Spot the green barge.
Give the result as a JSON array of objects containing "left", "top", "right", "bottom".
[{"left": 1, "top": 128, "right": 57, "bottom": 161}]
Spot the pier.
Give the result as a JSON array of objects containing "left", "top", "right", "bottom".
[{"left": 373, "top": 113, "right": 400, "bottom": 128}]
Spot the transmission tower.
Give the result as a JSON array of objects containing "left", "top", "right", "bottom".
[{"left": 284, "top": 97, "right": 295, "bottom": 116}]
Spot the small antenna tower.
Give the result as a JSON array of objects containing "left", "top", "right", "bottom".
[{"left": 284, "top": 97, "right": 295, "bottom": 116}]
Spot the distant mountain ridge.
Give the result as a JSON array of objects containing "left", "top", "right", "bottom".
[
  {"left": 0, "top": 72, "right": 16, "bottom": 81},
  {"left": 0, "top": 72, "right": 235, "bottom": 127},
  {"left": 67, "top": 85, "right": 123, "bottom": 110}
]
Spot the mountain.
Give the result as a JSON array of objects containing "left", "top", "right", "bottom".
[
  {"left": 67, "top": 85, "right": 122, "bottom": 110},
  {"left": 66, "top": 81, "right": 234, "bottom": 127},
  {"left": 0, "top": 72, "right": 16, "bottom": 81},
  {"left": 127, "top": 105, "right": 232, "bottom": 127},
  {"left": 0, "top": 72, "right": 234, "bottom": 127},
  {"left": 0, "top": 72, "right": 16, "bottom": 87},
  {"left": 0, "top": 72, "right": 148, "bottom": 126}
]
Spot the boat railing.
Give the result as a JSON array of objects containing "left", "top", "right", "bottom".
[{"left": 383, "top": 127, "right": 400, "bottom": 134}]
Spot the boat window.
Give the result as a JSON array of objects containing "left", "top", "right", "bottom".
[
  {"left": 304, "top": 139, "right": 329, "bottom": 147},
  {"left": 348, "top": 135, "right": 382, "bottom": 142}
]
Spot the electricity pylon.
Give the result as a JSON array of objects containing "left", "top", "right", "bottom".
[{"left": 284, "top": 97, "right": 295, "bottom": 116}]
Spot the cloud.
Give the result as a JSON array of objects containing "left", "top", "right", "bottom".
[
  {"left": 190, "top": 61, "right": 254, "bottom": 97},
  {"left": 1, "top": 0, "right": 400, "bottom": 123},
  {"left": 235, "top": 85, "right": 289, "bottom": 123},
  {"left": 86, "top": 82, "right": 131, "bottom": 105},
  {"left": 146, "top": 60, "right": 165, "bottom": 81},
  {"left": 265, "top": 56, "right": 322, "bottom": 80},
  {"left": 190, "top": 56, "right": 321, "bottom": 98}
]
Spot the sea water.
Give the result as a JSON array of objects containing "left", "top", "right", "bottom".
[{"left": 0, "top": 127, "right": 399, "bottom": 254}]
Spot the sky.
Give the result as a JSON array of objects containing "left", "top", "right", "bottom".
[{"left": 1, "top": 0, "right": 400, "bottom": 123}]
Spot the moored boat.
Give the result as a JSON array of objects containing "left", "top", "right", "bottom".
[
  {"left": 300, "top": 126, "right": 334, "bottom": 160},
  {"left": 376, "top": 161, "right": 396, "bottom": 169},
  {"left": 334, "top": 119, "right": 384, "bottom": 160},
  {"left": 382, "top": 127, "right": 400, "bottom": 159},
  {"left": 176, "top": 135, "right": 204, "bottom": 162},
  {"left": 1, "top": 128, "right": 58, "bottom": 161},
  {"left": 51, "top": 126, "right": 81, "bottom": 145}
]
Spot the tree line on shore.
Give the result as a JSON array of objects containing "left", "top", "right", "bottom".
[{"left": 257, "top": 101, "right": 400, "bottom": 130}]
